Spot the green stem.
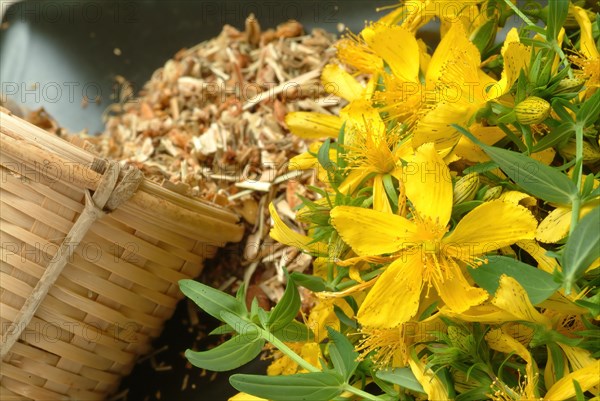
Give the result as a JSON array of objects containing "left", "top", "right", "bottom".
[
  {"left": 569, "top": 196, "right": 581, "bottom": 238},
  {"left": 260, "top": 327, "right": 320, "bottom": 373},
  {"left": 342, "top": 383, "right": 387, "bottom": 401},
  {"left": 574, "top": 124, "right": 584, "bottom": 192},
  {"left": 569, "top": 124, "right": 584, "bottom": 237},
  {"left": 502, "top": 0, "right": 536, "bottom": 26}
]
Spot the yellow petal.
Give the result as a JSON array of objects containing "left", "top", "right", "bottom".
[
  {"left": 531, "top": 147, "right": 556, "bottom": 165},
  {"left": 362, "top": 24, "right": 420, "bottom": 83},
  {"left": 412, "top": 100, "right": 477, "bottom": 152},
  {"left": 572, "top": 6, "right": 600, "bottom": 60},
  {"left": 269, "top": 203, "right": 325, "bottom": 254},
  {"left": 486, "top": 328, "right": 537, "bottom": 399},
  {"left": 340, "top": 99, "right": 385, "bottom": 141},
  {"left": 321, "top": 64, "right": 364, "bottom": 102},
  {"left": 496, "top": 29, "right": 531, "bottom": 96},
  {"left": 373, "top": 175, "right": 393, "bottom": 214},
  {"left": 491, "top": 275, "right": 551, "bottom": 327},
  {"left": 433, "top": 259, "right": 488, "bottom": 313},
  {"left": 544, "top": 361, "right": 600, "bottom": 400},
  {"left": 427, "top": 23, "right": 478, "bottom": 86},
  {"left": 330, "top": 206, "right": 417, "bottom": 256},
  {"left": 538, "top": 292, "right": 588, "bottom": 315},
  {"left": 443, "top": 201, "right": 537, "bottom": 259},
  {"left": 409, "top": 350, "right": 449, "bottom": 401},
  {"left": 284, "top": 112, "right": 341, "bottom": 138},
  {"left": 536, "top": 203, "right": 597, "bottom": 243},
  {"left": 440, "top": 304, "right": 516, "bottom": 324},
  {"left": 452, "top": 124, "right": 506, "bottom": 163},
  {"left": 536, "top": 206, "right": 572, "bottom": 243},
  {"left": 338, "top": 168, "right": 375, "bottom": 196},
  {"left": 516, "top": 239, "right": 560, "bottom": 274},
  {"left": 403, "top": 143, "right": 453, "bottom": 226},
  {"left": 498, "top": 190, "right": 537, "bottom": 207},
  {"left": 357, "top": 255, "right": 422, "bottom": 328},
  {"left": 559, "top": 344, "right": 598, "bottom": 371}
]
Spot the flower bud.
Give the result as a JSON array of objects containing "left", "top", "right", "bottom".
[
  {"left": 482, "top": 186, "right": 503, "bottom": 201},
  {"left": 515, "top": 96, "right": 551, "bottom": 125},
  {"left": 558, "top": 139, "right": 600, "bottom": 163},
  {"left": 554, "top": 77, "right": 585, "bottom": 95},
  {"left": 453, "top": 173, "right": 480, "bottom": 205}
]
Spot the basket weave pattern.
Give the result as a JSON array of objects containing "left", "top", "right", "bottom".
[{"left": 0, "top": 110, "right": 244, "bottom": 400}]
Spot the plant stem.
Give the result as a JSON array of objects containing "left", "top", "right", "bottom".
[
  {"left": 260, "top": 327, "right": 320, "bottom": 373},
  {"left": 342, "top": 383, "right": 387, "bottom": 401},
  {"left": 574, "top": 124, "right": 584, "bottom": 192},
  {"left": 569, "top": 124, "right": 584, "bottom": 238},
  {"left": 502, "top": 0, "right": 536, "bottom": 26},
  {"left": 569, "top": 196, "right": 581, "bottom": 238}
]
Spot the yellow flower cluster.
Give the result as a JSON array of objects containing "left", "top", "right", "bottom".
[{"left": 260, "top": 2, "right": 599, "bottom": 400}]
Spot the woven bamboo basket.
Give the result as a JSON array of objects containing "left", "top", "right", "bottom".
[{"left": 0, "top": 108, "right": 245, "bottom": 400}]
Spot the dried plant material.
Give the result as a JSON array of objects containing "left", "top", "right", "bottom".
[{"left": 90, "top": 18, "right": 341, "bottom": 307}]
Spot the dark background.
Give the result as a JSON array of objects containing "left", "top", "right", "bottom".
[{"left": 1, "top": 0, "right": 398, "bottom": 134}]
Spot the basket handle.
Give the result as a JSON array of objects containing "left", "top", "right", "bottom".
[{"left": 1, "top": 161, "right": 143, "bottom": 361}]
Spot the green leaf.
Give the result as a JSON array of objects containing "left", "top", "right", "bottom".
[
  {"left": 230, "top": 372, "right": 345, "bottom": 401},
  {"left": 376, "top": 368, "right": 426, "bottom": 394},
  {"left": 471, "top": 17, "right": 497, "bottom": 53},
  {"left": 468, "top": 256, "right": 560, "bottom": 304},
  {"left": 209, "top": 324, "right": 234, "bottom": 336},
  {"left": 463, "top": 161, "right": 499, "bottom": 175},
  {"left": 576, "top": 90, "right": 600, "bottom": 127},
  {"left": 562, "top": 206, "right": 600, "bottom": 293},
  {"left": 220, "top": 310, "right": 261, "bottom": 341},
  {"left": 452, "top": 200, "right": 483, "bottom": 219},
  {"left": 327, "top": 327, "right": 359, "bottom": 381},
  {"left": 575, "top": 294, "right": 600, "bottom": 317},
  {"left": 547, "top": 0, "right": 569, "bottom": 40},
  {"left": 272, "top": 320, "right": 314, "bottom": 343},
  {"left": 333, "top": 305, "right": 358, "bottom": 329},
  {"left": 382, "top": 174, "right": 399, "bottom": 207},
  {"left": 531, "top": 122, "right": 574, "bottom": 153},
  {"left": 290, "top": 272, "right": 327, "bottom": 292},
  {"left": 268, "top": 277, "right": 301, "bottom": 330},
  {"left": 481, "top": 145, "right": 577, "bottom": 204},
  {"left": 179, "top": 279, "right": 246, "bottom": 322},
  {"left": 318, "top": 138, "right": 334, "bottom": 174},
  {"left": 185, "top": 336, "right": 265, "bottom": 372},
  {"left": 547, "top": 343, "right": 565, "bottom": 382}
]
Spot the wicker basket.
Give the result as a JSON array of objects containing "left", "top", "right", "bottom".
[{"left": 0, "top": 109, "right": 244, "bottom": 400}]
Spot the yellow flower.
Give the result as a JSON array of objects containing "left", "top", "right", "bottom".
[
  {"left": 338, "top": 101, "right": 413, "bottom": 213},
  {"left": 356, "top": 315, "right": 443, "bottom": 368},
  {"left": 544, "top": 360, "right": 600, "bottom": 401},
  {"left": 378, "top": 0, "right": 486, "bottom": 34},
  {"left": 330, "top": 143, "right": 537, "bottom": 328},
  {"left": 284, "top": 111, "right": 342, "bottom": 139},
  {"left": 268, "top": 203, "right": 327, "bottom": 255},
  {"left": 409, "top": 346, "right": 450, "bottom": 400},
  {"left": 536, "top": 201, "right": 599, "bottom": 243},
  {"left": 571, "top": 5, "right": 600, "bottom": 97},
  {"left": 485, "top": 328, "right": 539, "bottom": 400}
]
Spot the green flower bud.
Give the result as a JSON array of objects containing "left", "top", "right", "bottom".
[
  {"left": 515, "top": 96, "right": 551, "bottom": 125},
  {"left": 453, "top": 173, "right": 480, "bottom": 205},
  {"left": 482, "top": 186, "right": 503, "bottom": 201}
]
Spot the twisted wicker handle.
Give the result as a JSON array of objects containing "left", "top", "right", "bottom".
[{"left": 1, "top": 161, "right": 143, "bottom": 361}]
